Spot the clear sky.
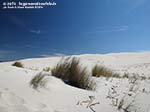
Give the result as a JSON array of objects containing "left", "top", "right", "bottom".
[{"left": 0, "top": 0, "right": 150, "bottom": 61}]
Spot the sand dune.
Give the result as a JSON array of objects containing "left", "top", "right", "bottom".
[{"left": 0, "top": 52, "right": 150, "bottom": 112}]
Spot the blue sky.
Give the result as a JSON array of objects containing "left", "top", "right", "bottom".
[{"left": 0, "top": 0, "right": 150, "bottom": 61}]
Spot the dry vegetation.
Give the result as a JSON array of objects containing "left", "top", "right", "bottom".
[
  {"left": 30, "top": 72, "right": 48, "bottom": 89},
  {"left": 51, "top": 57, "right": 96, "bottom": 90},
  {"left": 92, "top": 65, "right": 121, "bottom": 78},
  {"left": 12, "top": 61, "right": 24, "bottom": 68},
  {"left": 43, "top": 67, "right": 51, "bottom": 72}
]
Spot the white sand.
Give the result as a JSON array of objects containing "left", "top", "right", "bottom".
[{"left": 0, "top": 52, "right": 150, "bottom": 112}]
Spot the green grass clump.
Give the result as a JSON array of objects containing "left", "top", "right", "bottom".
[
  {"left": 12, "top": 61, "right": 23, "bottom": 68},
  {"left": 92, "top": 65, "right": 121, "bottom": 78},
  {"left": 30, "top": 72, "right": 47, "bottom": 89},
  {"left": 43, "top": 67, "right": 51, "bottom": 72},
  {"left": 51, "top": 57, "right": 96, "bottom": 90},
  {"left": 122, "top": 73, "right": 129, "bottom": 78},
  {"left": 92, "top": 65, "right": 113, "bottom": 77}
]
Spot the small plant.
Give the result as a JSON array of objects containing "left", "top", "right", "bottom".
[
  {"left": 77, "top": 96, "right": 100, "bottom": 112},
  {"left": 92, "top": 65, "right": 113, "bottom": 77},
  {"left": 51, "top": 57, "right": 70, "bottom": 80},
  {"left": 43, "top": 67, "right": 51, "bottom": 72},
  {"left": 122, "top": 73, "right": 129, "bottom": 78},
  {"left": 30, "top": 72, "right": 48, "bottom": 89},
  {"left": 92, "top": 65, "right": 121, "bottom": 78},
  {"left": 118, "top": 97, "right": 136, "bottom": 112},
  {"left": 51, "top": 57, "right": 96, "bottom": 90},
  {"left": 112, "top": 73, "right": 122, "bottom": 78},
  {"left": 117, "top": 75, "right": 140, "bottom": 112},
  {"left": 12, "top": 61, "right": 23, "bottom": 68},
  {"left": 141, "top": 76, "right": 146, "bottom": 80},
  {"left": 129, "top": 75, "right": 139, "bottom": 84},
  {"left": 118, "top": 98, "right": 124, "bottom": 110},
  {"left": 106, "top": 86, "right": 119, "bottom": 107}
]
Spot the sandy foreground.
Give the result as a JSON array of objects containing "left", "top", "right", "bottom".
[{"left": 0, "top": 52, "right": 150, "bottom": 112}]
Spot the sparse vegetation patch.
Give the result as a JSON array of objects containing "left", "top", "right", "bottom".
[
  {"left": 122, "top": 73, "right": 129, "bottom": 78},
  {"left": 43, "top": 67, "right": 51, "bottom": 72},
  {"left": 12, "top": 61, "right": 24, "bottom": 68},
  {"left": 30, "top": 72, "right": 48, "bottom": 89},
  {"left": 51, "top": 57, "right": 96, "bottom": 90},
  {"left": 92, "top": 65, "right": 121, "bottom": 78}
]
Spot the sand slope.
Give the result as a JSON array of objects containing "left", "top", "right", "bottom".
[{"left": 0, "top": 52, "right": 150, "bottom": 112}]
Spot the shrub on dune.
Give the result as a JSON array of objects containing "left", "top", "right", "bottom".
[
  {"left": 51, "top": 57, "right": 96, "bottom": 90},
  {"left": 122, "top": 73, "right": 129, "bottom": 78},
  {"left": 92, "top": 65, "right": 113, "bottom": 77},
  {"left": 12, "top": 61, "right": 23, "bottom": 68},
  {"left": 30, "top": 72, "right": 48, "bottom": 89},
  {"left": 92, "top": 65, "right": 121, "bottom": 78},
  {"left": 43, "top": 67, "right": 51, "bottom": 72},
  {"left": 51, "top": 58, "right": 70, "bottom": 80}
]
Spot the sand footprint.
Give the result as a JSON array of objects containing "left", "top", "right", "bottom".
[
  {"left": 35, "top": 103, "right": 54, "bottom": 112},
  {"left": 0, "top": 90, "right": 9, "bottom": 106},
  {"left": 2, "top": 91, "right": 25, "bottom": 105},
  {"left": 0, "top": 89, "right": 53, "bottom": 112},
  {"left": 0, "top": 105, "right": 10, "bottom": 112},
  {"left": 36, "top": 103, "right": 47, "bottom": 110}
]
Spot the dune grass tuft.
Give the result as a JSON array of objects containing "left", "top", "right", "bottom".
[
  {"left": 12, "top": 61, "right": 23, "bottom": 68},
  {"left": 30, "top": 72, "right": 48, "bottom": 89},
  {"left": 51, "top": 57, "right": 96, "bottom": 90},
  {"left": 92, "top": 65, "right": 121, "bottom": 78},
  {"left": 43, "top": 67, "right": 51, "bottom": 72}
]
